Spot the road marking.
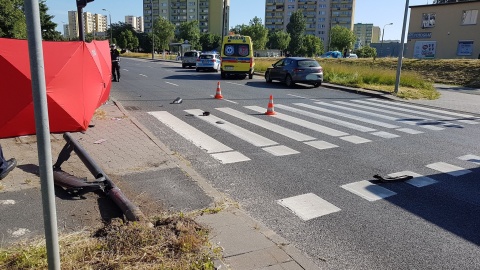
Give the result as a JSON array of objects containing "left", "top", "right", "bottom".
[
  {"left": 263, "top": 145, "right": 300, "bottom": 156},
  {"left": 334, "top": 101, "right": 444, "bottom": 131},
  {"left": 224, "top": 82, "right": 244, "bottom": 86},
  {"left": 304, "top": 140, "right": 338, "bottom": 150},
  {"left": 340, "top": 135, "right": 371, "bottom": 144},
  {"left": 216, "top": 107, "right": 316, "bottom": 141},
  {"left": 351, "top": 100, "right": 461, "bottom": 129},
  {"left": 276, "top": 104, "right": 377, "bottom": 132},
  {"left": 165, "top": 81, "right": 178, "bottom": 86},
  {"left": 296, "top": 103, "right": 400, "bottom": 128},
  {"left": 245, "top": 106, "right": 349, "bottom": 137},
  {"left": 388, "top": 171, "right": 438, "bottom": 187},
  {"left": 368, "top": 98, "right": 479, "bottom": 124},
  {"left": 209, "top": 95, "right": 238, "bottom": 104},
  {"left": 370, "top": 131, "right": 400, "bottom": 139},
  {"left": 395, "top": 128, "right": 424, "bottom": 134},
  {"left": 341, "top": 180, "right": 397, "bottom": 201},
  {"left": 139, "top": 74, "right": 147, "bottom": 77},
  {"left": 426, "top": 162, "right": 472, "bottom": 176},
  {"left": 0, "top": 200, "right": 15, "bottom": 205},
  {"left": 277, "top": 193, "right": 341, "bottom": 221},
  {"left": 287, "top": 94, "right": 310, "bottom": 99},
  {"left": 148, "top": 111, "right": 250, "bottom": 164},
  {"left": 458, "top": 154, "right": 480, "bottom": 165}
]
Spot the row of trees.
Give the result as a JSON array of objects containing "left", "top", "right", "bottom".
[{"left": 0, "top": 1, "right": 377, "bottom": 58}]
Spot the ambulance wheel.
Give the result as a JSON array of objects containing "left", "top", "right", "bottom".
[{"left": 248, "top": 73, "right": 253, "bottom": 79}]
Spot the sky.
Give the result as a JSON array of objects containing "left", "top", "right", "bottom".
[{"left": 46, "top": 0, "right": 430, "bottom": 41}]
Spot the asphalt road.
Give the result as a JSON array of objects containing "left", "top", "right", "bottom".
[{"left": 111, "top": 58, "right": 480, "bottom": 269}]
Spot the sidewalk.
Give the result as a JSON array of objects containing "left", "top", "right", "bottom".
[{"left": 1, "top": 80, "right": 478, "bottom": 269}]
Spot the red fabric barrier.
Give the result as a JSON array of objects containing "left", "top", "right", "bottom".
[{"left": 0, "top": 38, "right": 111, "bottom": 138}]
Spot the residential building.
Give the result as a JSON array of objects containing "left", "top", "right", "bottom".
[
  {"left": 125, "top": 15, "right": 144, "bottom": 32},
  {"left": 405, "top": 1, "right": 480, "bottom": 59},
  {"left": 353, "top": 23, "right": 380, "bottom": 49},
  {"left": 264, "top": 0, "right": 356, "bottom": 50},
  {"left": 143, "top": 0, "right": 230, "bottom": 37},
  {"left": 67, "top": 11, "right": 108, "bottom": 40}
]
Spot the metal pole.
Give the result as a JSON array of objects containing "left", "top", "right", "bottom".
[
  {"left": 394, "top": 0, "right": 409, "bottom": 94},
  {"left": 23, "top": 1, "right": 61, "bottom": 269},
  {"left": 381, "top": 23, "right": 392, "bottom": 57},
  {"left": 151, "top": 0, "right": 155, "bottom": 59},
  {"left": 77, "top": 5, "right": 84, "bottom": 41},
  {"left": 102, "top": 9, "right": 112, "bottom": 43}
]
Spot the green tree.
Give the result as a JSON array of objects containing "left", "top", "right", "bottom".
[
  {"left": 239, "top": 17, "right": 268, "bottom": 50},
  {"left": 354, "top": 45, "right": 377, "bottom": 58},
  {"left": 267, "top": 30, "right": 291, "bottom": 53},
  {"left": 303, "top": 35, "right": 324, "bottom": 57},
  {"left": 199, "top": 33, "right": 221, "bottom": 51},
  {"left": 230, "top": 24, "right": 246, "bottom": 34},
  {"left": 286, "top": 10, "right": 306, "bottom": 56},
  {"left": 0, "top": 0, "right": 27, "bottom": 39},
  {"left": 38, "top": 0, "right": 62, "bottom": 41},
  {"left": 153, "top": 17, "right": 175, "bottom": 52},
  {"left": 177, "top": 20, "right": 200, "bottom": 50},
  {"left": 117, "top": 30, "right": 139, "bottom": 51},
  {"left": 329, "top": 25, "right": 356, "bottom": 53}
]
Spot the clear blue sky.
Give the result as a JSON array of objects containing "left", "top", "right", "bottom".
[{"left": 46, "top": 0, "right": 429, "bottom": 40}]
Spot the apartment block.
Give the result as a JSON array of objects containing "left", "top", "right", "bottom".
[
  {"left": 143, "top": 0, "right": 230, "bottom": 37},
  {"left": 264, "top": 0, "right": 356, "bottom": 50},
  {"left": 67, "top": 11, "right": 108, "bottom": 39},
  {"left": 125, "top": 15, "right": 145, "bottom": 32},
  {"left": 353, "top": 23, "right": 380, "bottom": 49}
]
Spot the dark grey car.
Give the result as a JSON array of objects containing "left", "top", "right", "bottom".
[{"left": 265, "top": 57, "right": 323, "bottom": 88}]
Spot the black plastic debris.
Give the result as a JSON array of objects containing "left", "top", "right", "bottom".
[
  {"left": 203, "top": 111, "right": 210, "bottom": 116},
  {"left": 373, "top": 174, "right": 413, "bottom": 183},
  {"left": 171, "top": 97, "right": 183, "bottom": 104}
]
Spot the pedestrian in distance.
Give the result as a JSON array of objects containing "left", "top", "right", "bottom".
[
  {"left": 110, "top": 44, "right": 121, "bottom": 82},
  {"left": 0, "top": 143, "right": 16, "bottom": 180}
]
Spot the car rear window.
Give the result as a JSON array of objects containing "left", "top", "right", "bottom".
[
  {"left": 200, "top": 55, "right": 214, "bottom": 59},
  {"left": 223, "top": 44, "right": 250, "bottom": 57},
  {"left": 297, "top": 60, "right": 320, "bottom": 67},
  {"left": 184, "top": 52, "right": 198, "bottom": 57}
]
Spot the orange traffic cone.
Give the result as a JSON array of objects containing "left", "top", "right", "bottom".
[
  {"left": 214, "top": 82, "right": 223, "bottom": 99},
  {"left": 265, "top": 95, "right": 276, "bottom": 115}
]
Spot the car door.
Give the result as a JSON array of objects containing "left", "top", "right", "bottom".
[{"left": 269, "top": 59, "right": 284, "bottom": 80}]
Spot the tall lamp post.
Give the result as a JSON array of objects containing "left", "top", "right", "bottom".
[
  {"left": 381, "top": 23, "right": 393, "bottom": 57},
  {"left": 150, "top": 0, "right": 155, "bottom": 59},
  {"left": 102, "top": 8, "right": 112, "bottom": 44},
  {"left": 394, "top": 0, "right": 409, "bottom": 94}
]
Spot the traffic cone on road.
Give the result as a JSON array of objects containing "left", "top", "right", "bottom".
[
  {"left": 214, "top": 82, "right": 223, "bottom": 99},
  {"left": 265, "top": 95, "right": 276, "bottom": 115}
]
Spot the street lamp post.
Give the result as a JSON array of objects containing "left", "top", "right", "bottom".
[
  {"left": 102, "top": 9, "right": 112, "bottom": 44},
  {"left": 381, "top": 23, "right": 393, "bottom": 57},
  {"left": 394, "top": 0, "right": 410, "bottom": 94},
  {"left": 150, "top": 0, "right": 155, "bottom": 59}
]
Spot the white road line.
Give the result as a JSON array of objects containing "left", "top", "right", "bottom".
[
  {"left": 368, "top": 98, "right": 479, "bottom": 124},
  {"left": 395, "top": 128, "right": 424, "bottom": 134},
  {"left": 139, "top": 74, "right": 147, "bottom": 77},
  {"left": 263, "top": 145, "right": 300, "bottom": 156},
  {"left": 340, "top": 135, "right": 371, "bottom": 144},
  {"left": 304, "top": 140, "right": 338, "bottom": 150},
  {"left": 165, "top": 81, "right": 178, "bottom": 86},
  {"left": 216, "top": 107, "right": 316, "bottom": 141},
  {"left": 209, "top": 95, "right": 238, "bottom": 104},
  {"left": 276, "top": 104, "right": 377, "bottom": 132},
  {"left": 334, "top": 101, "right": 444, "bottom": 131},
  {"left": 351, "top": 100, "right": 461, "bottom": 128},
  {"left": 458, "top": 154, "right": 480, "bottom": 165},
  {"left": 148, "top": 111, "right": 249, "bottom": 164},
  {"left": 224, "top": 82, "right": 244, "bottom": 86},
  {"left": 287, "top": 94, "right": 310, "bottom": 99},
  {"left": 277, "top": 193, "right": 341, "bottom": 221},
  {"left": 184, "top": 109, "right": 277, "bottom": 147},
  {"left": 0, "top": 200, "right": 15, "bottom": 205},
  {"left": 341, "top": 180, "right": 397, "bottom": 201},
  {"left": 426, "top": 162, "right": 472, "bottom": 176},
  {"left": 123, "top": 69, "right": 129, "bottom": 71},
  {"left": 388, "top": 171, "right": 438, "bottom": 187},
  {"left": 296, "top": 103, "right": 400, "bottom": 128},
  {"left": 245, "top": 106, "right": 349, "bottom": 137},
  {"left": 370, "top": 131, "right": 400, "bottom": 139}
]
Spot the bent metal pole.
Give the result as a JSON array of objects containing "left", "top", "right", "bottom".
[{"left": 23, "top": 0, "right": 61, "bottom": 269}]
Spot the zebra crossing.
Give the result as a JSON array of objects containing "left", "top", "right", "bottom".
[
  {"left": 278, "top": 155, "right": 480, "bottom": 221},
  {"left": 148, "top": 98, "right": 479, "bottom": 164}
]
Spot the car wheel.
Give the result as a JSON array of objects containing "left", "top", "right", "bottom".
[
  {"left": 265, "top": 71, "right": 272, "bottom": 83},
  {"left": 285, "top": 75, "right": 294, "bottom": 87},
  {"left": 313, "top": 82, "right": 321, "bottom": 88}
]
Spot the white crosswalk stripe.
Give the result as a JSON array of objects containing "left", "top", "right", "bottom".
[
  {"left": 388, "top": 171, "right": 438, "bottom": 187},
  {"left": 426, "top": 162, "right": 472, "bottom": 176},
  {"left": 341, "top": 180, "right": 397, "bottom": 201},
  {"left": 458, "top": 154, "right": 480, "bottom": 165}
]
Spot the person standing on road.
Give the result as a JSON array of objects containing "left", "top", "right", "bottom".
[
  {"left": 0, "top": 144, "right": 16, "bottom": 180},
  {"left": 110, "top": 44, "right": 121, "bottom": 82}
]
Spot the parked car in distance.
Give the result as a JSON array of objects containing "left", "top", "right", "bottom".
[
  {"left": 182, "top": 50, "right": 201, "bottom": 68},
  {"left": 196, "top": 52, "right": 221, "bottom": 72},
  {"left": 320, "top": 51, "right": 342, "bottom": 58},
  {"left": 347, "top": 53, "right": 358, "bottom": 59},
  {"left": 265, "top": 57, "right": 323, "bottom": 88}
]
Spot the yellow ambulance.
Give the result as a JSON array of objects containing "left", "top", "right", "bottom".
[{"left": 220, "top": 35, "right": 255, "bottom": 79}]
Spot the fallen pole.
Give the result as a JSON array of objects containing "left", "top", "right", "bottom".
[{"left": 54, "top": 132, "right": 145, "bottom": 222}]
